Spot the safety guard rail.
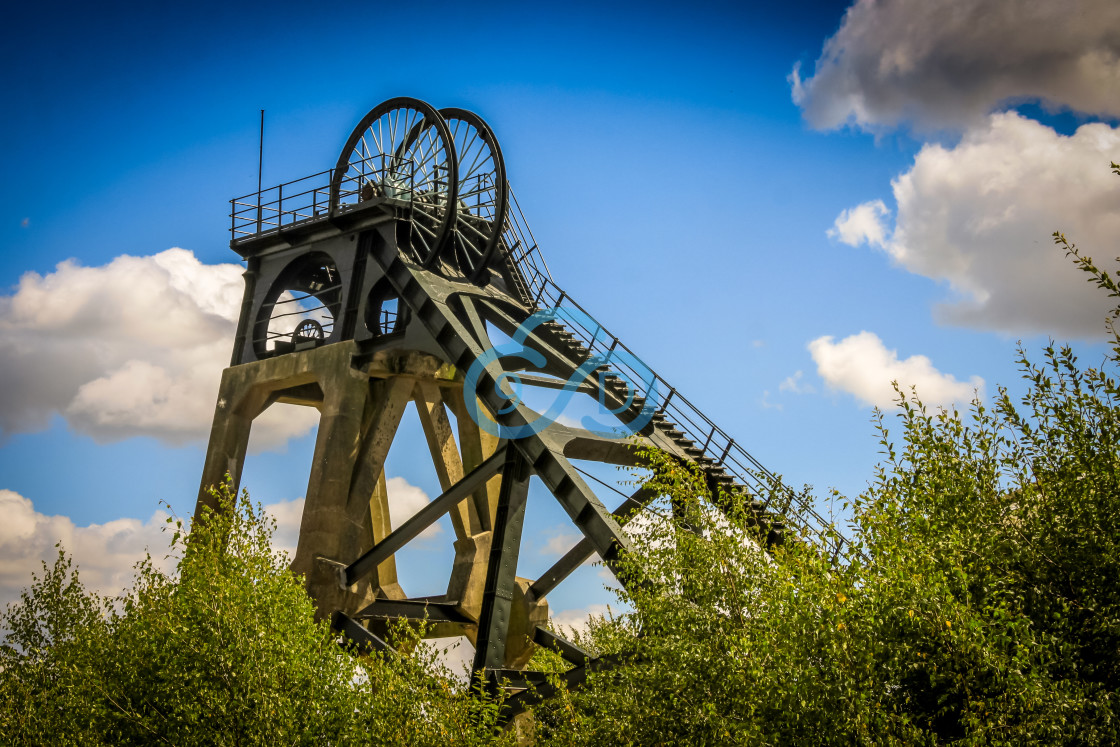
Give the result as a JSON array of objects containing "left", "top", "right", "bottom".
[{"left": 508, "top": 254, "right": 848, "bottom": 555}]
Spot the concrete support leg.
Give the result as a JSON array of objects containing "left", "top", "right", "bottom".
[
  {"left": 196, "top": 367, "right": 270, "bottom": 516},
  {"left": 414, "top": 380, "right": 482, "bottom": 538},
  {"left": 447, "top": 388, "right": 502, "bottom": 530},
  {"left": 442, "top": 386, "right": 508, "bottom": 624},
  {"left": 343, "top": 376, "right": 414, "bottom": 599},
  {"left": 369, "top": 470, "right": 405, "bottom": 599},
  {"left": 292, "top": 367, "right": 382, "bottom": 619}
]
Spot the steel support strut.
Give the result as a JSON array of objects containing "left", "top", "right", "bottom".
[
  {"left": 333, "top": 444, "right": 508, "bottom": 589},
  {"left": 527, "top": 485, "right": 654, "bottom": 603},
  {"left": 472, "top": 445, "right": 531, "bottom": 678}
]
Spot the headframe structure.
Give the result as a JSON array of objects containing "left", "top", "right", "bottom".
[{"left": 196, "top": 97, "right": 841, "bottom": 706}]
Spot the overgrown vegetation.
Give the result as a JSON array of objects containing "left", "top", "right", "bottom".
[
  {"left": 0, "top": 482, "right": 511, "bottom": 746},
  {"left": 4, "top": 166, "right": 1120, "bottom": 744},
  {"left": 529, "top": 165, "right": 1120, "bottom": 745}
]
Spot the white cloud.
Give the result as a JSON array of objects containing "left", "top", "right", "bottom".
[
  {"left": 0, "top": 482, "right": 437, "bottom": 620},
  {"left": 778, "top": 370, "right": 814, "bottom": 395},
  {"left": 809, "top": 331, "right": 983, "bottom": 409},
  {"left": 419, "top": 635, "right": 474, "bottom": 683},
  {"left": 247, "top": 406, "right": 321, "bottom": 452},
  {"left": 0, "top": 491, "right": 318, "bottom": 612},
  {"left": 835, "top": 114, "right": 1120, "bottom": 337},
  {"left": 263, "top": 497, "right": 305, "bottom": 559},
  {"left": 551, "top": 603, "right": 611, "bottom": 637},
  {"left": 828, "top": 200, "right": 890, "bottom": 248},
  {"left": 0, "top": 249, "right": 317, "bottom": 448},
  {"left": 759, "top": 390, "right": 782, "bottom": 411},
  {"left": 0, "top": 489, "right": 175, "bottom": 609},
  {"left": 540, "top": 531, "right": 582, "bottom": 556},
  {"left": 385, "top": 477, "right": 441, "bottom": 540},
  {"left": 264, "top": 476, "right": 441, "bottom": 560},
  {"left": 793, "top": 0, "right": 1120, "bottom": 131}
]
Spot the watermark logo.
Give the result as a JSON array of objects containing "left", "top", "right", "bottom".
[{"left": 463, "top": 307, "right": 659, "bottom": 440}]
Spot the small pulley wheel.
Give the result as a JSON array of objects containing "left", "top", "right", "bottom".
[{"left": 293, "top": 318, "right": 324, "bottom": 341}]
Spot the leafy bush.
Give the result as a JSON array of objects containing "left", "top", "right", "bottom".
[
  {"left": 0, "top": 480, "right": 510, "bottom": 746},
  {"left": 534, "top": 174, "right": 1120, "bottom": 745}
]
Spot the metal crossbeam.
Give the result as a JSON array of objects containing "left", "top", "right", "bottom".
[
  {"left": 501, "top": 654, "right": 625, "bottom": 718},
  {"left": 331, "top": 611, "right": 392, "bottom": 656},
  {"left": 533, "top": 626, "right": 591, "bottom": 665},
  {"left": 338, "top": 444, "right": 507, "bottom": 588},
  {"left": 353, "top": 599, "right": 474, "bottom": 625},
  {"left": 526, "top": 486, "right": 654, "bottom": 603},
  {"left": 513, "top": 372, "right": 597, "bottom": 395},
  {"left": 485, "top": 669, "right": 551, "bottom": 689}
]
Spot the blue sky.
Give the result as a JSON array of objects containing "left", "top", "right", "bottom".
[{"left": 2, "top": 0, "right": 1119, "bottom": 630}]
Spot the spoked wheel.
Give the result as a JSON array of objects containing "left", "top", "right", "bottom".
[
  {"left": 439, "top": 108, "right": 508, "bottom": 284},
  {"left": 293, "top": 318, "right": 324, "bottom": 342},
  {"left": 331, "top": 97, "right": 457, "bottom": 266}
]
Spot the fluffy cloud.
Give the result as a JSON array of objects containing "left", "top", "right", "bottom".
[
  {"left": 0, "top": 479, "right": 436, "bottom": 613},
  {"left": 0, "top": 489, "right": 175, "bottom": 609},
  {"left": 264, "top": 485, "right": 442, "bottom": 554},
  {"left": 420, "top": 635, "right": 475, "bottom": 681},
  {"left": 0, "top": 490, "right": 312, "bottom": 611},
  {"left": 551, "top": 603, "right": 611, "bottom": 636},
  {"left": 385, "top": 476, "right": 442, "bottom": 539},
  {"left": 264, "top": 477, "right": 442, "bottom": 562},
  {"left": 540, "top": 531, "right": 582, "bottom": 556},
  {"left": 793, "top": 0, "right": 1120, "bottom": 131},
  {"left": 809, "top": 331, "right": 983, "bottom": 409},
  {"left": 0, "top": 249, "right": 317, "bottom": 448},
  {"left": 835, "top": 114, "right": 1120, "bottom": 337},
  {"left": 778, "top": 370, "right": 814, "bottom": 395},
  {"left": 263, "top": 498, "right": 305, "bottom": 559},
  {"left": 828, "top": 200, "right": 890, "bottom": 249}
]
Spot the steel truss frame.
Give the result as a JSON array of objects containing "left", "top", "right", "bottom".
[{"left": 200, "top": 98, "right": 849, "bottom": 723}]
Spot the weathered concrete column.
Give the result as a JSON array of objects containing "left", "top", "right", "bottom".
[
  {"left": 195, "top": 353, "right": 319, "bottom": 515},
  {"left": 343, "top": 375, "right": 415, "bottom": 601},
  {"left": 369, "top": 470, "right": 404, "bottom": 599},
  {"left": 414, "top": 380, "right": 483, "bottom": 539},
  {"left": 446, "top": 388, "right": 503, "bottom": 530},
  {"left": 290, "top": 349, "right": 382, "bottom": 619},
  {"left": 196, "top": 367, "right": 266, "bottom": 515}
]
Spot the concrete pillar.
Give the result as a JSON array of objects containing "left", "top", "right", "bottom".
[
  {"left": 290, "top": 362, "right": 379, "bottom": 618},
  {"left": 196, "top": 366, "right": 271, "bottom": 516},
  {"left": 414, "top": 380, "right": 483, "bottom": 538}
]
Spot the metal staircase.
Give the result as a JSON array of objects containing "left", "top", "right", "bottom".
[{"left": 494, "top": 194, "right": 842, "bottom": 553}]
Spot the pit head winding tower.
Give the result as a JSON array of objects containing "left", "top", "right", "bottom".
[{"left": 197, "top": 97, "right": 839, "bottom": 701}]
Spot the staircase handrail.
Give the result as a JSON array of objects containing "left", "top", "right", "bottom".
[{"left": 506, "top": 247, "right": 847, "bottom": 555}]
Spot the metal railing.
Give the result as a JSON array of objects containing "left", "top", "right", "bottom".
[
  {"left": 376, "top": 307, "right": 400, "bottom": 336},
  {"left": 499, "top": 188, "right": 554, "bottom": 303},
  {"left": 507, "top": 249, "right": 846, "bottom": 554},
  {"left": 229, "top": 165, "right": 552, "bottom": 305},
  {"left": 231, "top": 169, "right": 334, "bottom": 241},
  {"left": 230, "top": 162, "right": 430, "bottom": 243},
  {"left": 258, "top": 284, "right": 341, "bottom": 351}
]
